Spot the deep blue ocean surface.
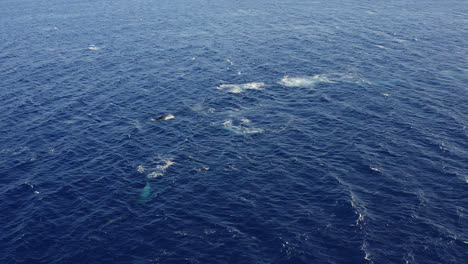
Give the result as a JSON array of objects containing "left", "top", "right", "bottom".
[{"left": 1, "top": 0, "right": 467, "bottom": 263}]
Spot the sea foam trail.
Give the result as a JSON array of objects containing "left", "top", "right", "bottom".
[
  {"left": 216, "top": 82, "right": 264, "bottom": 93},
  {"left": 279, "top": 74, "right": 371, "bottom": 87},
  {"left": 279, "top": 75, "right": 333, "bottom": 87}
]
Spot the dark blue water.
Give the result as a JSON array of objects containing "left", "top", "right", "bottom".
[{"left": 1, "top": 0, "right": 467, "bottom": 263}]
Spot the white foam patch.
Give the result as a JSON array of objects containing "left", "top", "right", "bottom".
[
  {"left": 217, "top": 82, "right": 264, "bottom": 93},
  {"left": 356, "top": 213, "right": 365, "bottom": 226},
  {"left": 279, "top": 73, "right": 371, "bottom": 87},
  {"left": 223, "top": 119, "right": 264, "bottom": 134},
  {"left": 279, "top": 75, "right": 334, "bottom": 87},
  {"left": 157, "top": 159, "right": 175, "bottom": 171},
  {"left": 361, "top": 241, "right": 372, "bottom": 261},
  {"left": 394, "top": 38, "right": 407, "bottom": 43},
  {"left": 88, "top": 44, "right": 101, "bottom": 50},
  {"left": 147, "top": 159, "right": 175, "bottom": 179},
  {"left": 147, "top": 171, "right": 163, "bottom": 179}
]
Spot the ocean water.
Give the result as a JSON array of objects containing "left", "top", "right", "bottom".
[{"left": 1, "top": 0, "right": 467, "bottom": 263}]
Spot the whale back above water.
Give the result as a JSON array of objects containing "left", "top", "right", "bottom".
[{"left": 151, "top": 114, "right": 175, "bottom": 122}]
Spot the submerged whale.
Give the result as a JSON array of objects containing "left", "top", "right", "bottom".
[
  {"left": 151, "top": 114, "right": 175, "bottom": 122},
  {"left": 139, "top": 181, "right": 151, "bottom": 202}
]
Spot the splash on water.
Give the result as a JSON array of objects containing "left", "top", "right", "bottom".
[
  {"left": 279, "top": 75, "right": 334, "bottom": 87},
  {"left": 217, "top": 82, "right": 264, "bottom": 93},
  {"left": 147, "top": 158, "right": 175, "bottom": 179},
  {"left": 88, "top": 44, "right": 101, "bottom": 50}
]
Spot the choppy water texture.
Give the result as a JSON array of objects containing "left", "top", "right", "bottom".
[{"left": 1, "top": 0, "right": 467, "bottom": 263}]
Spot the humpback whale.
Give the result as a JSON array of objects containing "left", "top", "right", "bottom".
[{"left": 151, "top": 114, "right": 175, "bottom": 122}]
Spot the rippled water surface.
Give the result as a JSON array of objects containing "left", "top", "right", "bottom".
[{"left": 1, "top": 0, "right": 467, "bottom": 263}]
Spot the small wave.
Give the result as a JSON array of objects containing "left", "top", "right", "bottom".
[
  {"left": 372, "top": 44, "right": 385, "bottom": 49},
  {"left": 216, "top": 82, "right": 264, "bottom": 94}
]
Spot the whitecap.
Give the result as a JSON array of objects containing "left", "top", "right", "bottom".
[
  {"left": 88, "top": 44, "right": 101, "bottom": 50},
  {"left": 147, "top": 171, "right": 163, "bottom": 179},
  {"left": 394, "top": 38, "right": 407, "bottom": 43},
  {"left": 146, "top": 159, "right": 175, "bottom": 179},
  {"left": 278, "top": 75, "right": 333, "bottom": 88},
  {"left": 373, "top": 44, "right": 385, "bottom": 49},
  {"left": 361, "top": 241, "right": 372, "bottom": 261},
  {"left": 157, "top": 159, "right": 175, "bottom": 171},
  {"left": 217, "top": 82, "right": 264, "bottom": 93},
  {"left": 356, "top": 213, "right": 365, "bottom": 226},
  {"left": 223, "top": 119, "right": 233, "bottom": 127}
]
